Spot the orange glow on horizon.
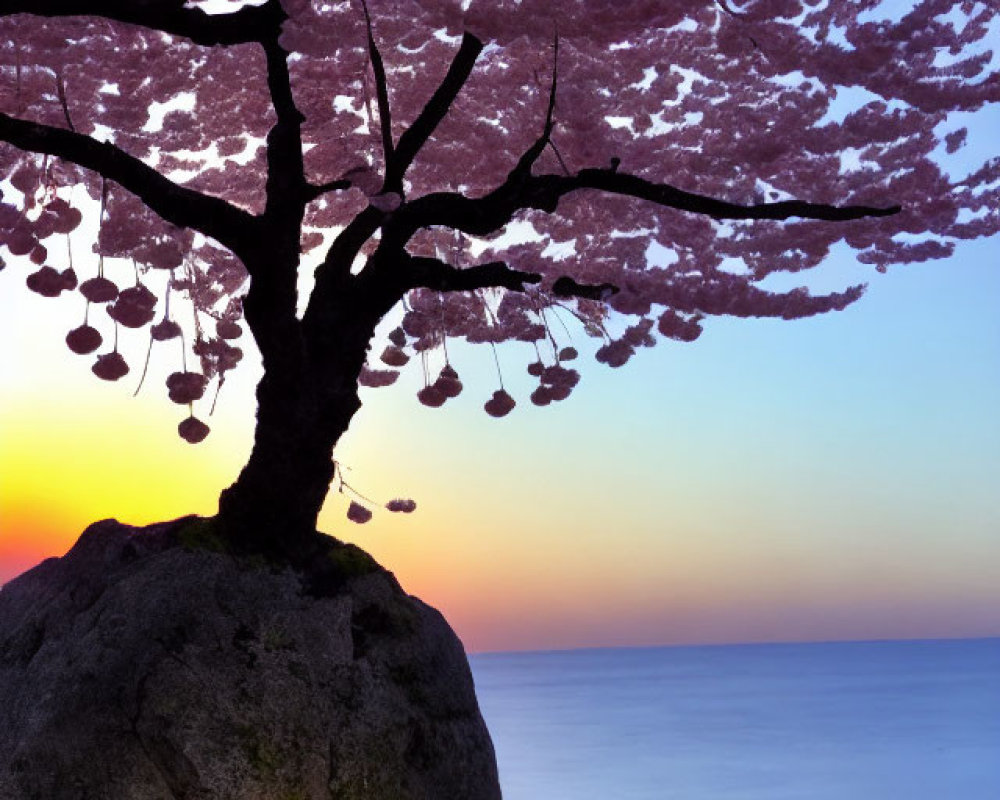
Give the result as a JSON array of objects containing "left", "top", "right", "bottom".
[
  {"left": 0, "top": 388, "right": 243, "bottom": 584},
  {"left": 0, "top": 503, "right": 80, "bottom": 582}
]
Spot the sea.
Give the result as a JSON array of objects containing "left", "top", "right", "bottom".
[{"left": 469, "top": 638, "right": 1000, "bottom": 800}]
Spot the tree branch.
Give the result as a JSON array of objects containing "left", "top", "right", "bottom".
[
  {"left": 510, "top": 31, "right": 559, "bottom": 180},
  {"left": 400, "top": 255, "right": 622, "bottom": 301},
  {"left": 384, "top": 32, "right": 484, "bottom": 193},
  {"left": 0, "top": 111, "right": 258, "bottom": 257},
  {"left": 315, "top": 205, "right": 387, "bottom": 282},
  {"left": 307, "top": 32, "right": 484, "bottom": 295},
  {"left": 360, "top": 0, "right": 394, "bottom": 167},
  {"left": 545, "top": 168, "right": 902, "bottom": 221},
  {"left": 393, "top": 165, "right": 900, "bottom": 243},
  {"left": 551, "top": 275, "right": 619, "bottom": 301},
  {"left": 404, "top": 255, "right": 543, "bottom": 293},
  {"left": 304, "top": 32, "right": 484, "bottom": 298},
  {"left": 261, "top": 34, "right": 307, "bottom": 226},
  {"left": 55, "top": 71, "right": 74, "bottom": 132},
  {"left": 1, "top": 0, "right": 285, "bottom": 47}
]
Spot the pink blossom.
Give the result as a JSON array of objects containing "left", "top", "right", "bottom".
[
  {"left": 79, "top": 277, "right": 119, "bottom": 304},
  {"left": 66, "top": 325, "right": 102, "bottom": 355},
  {"left": 380, "top": 345, "right": 410, "bottom": 367},
  {"left": 385, "top": 498, "right": 417, "bottom": 513},
  {"left": 417, "top": 385, "right": 447, "bottom": 408},
  {"left": 178, "top": 416, "right": 210, "bottom": 444},
  {"left": 530, "top": 386, "right": 553, "bottom": 406},
  {"left": 166, "top": 372, "right": 208, "bottom": 405},
  {"left": 434, "top": 365, "right": 463, "bottom": 398},
  {"left": 92, "top": 352, "right": 129, "bottom": 382},
  {"left": 26, "top": 266, "right": 68, "bottom": 297},
  {"left": 484, "top": 389, "right": 516, "bottom": 418},
  {"left": 216, "top": 320, "right": 242, "bottom": 340},
  {"left": 347, "top": 501, "right": 373, "bottom": 524},
  {"left": 358, "top": 366, "right": 400, "bottom": 388},
  {"left": 595, "top": 340, "right": 633, "bottom": 368},
  {"left": 107, "top": 285, "right": 157, "bottom": 329},
  {"left": 150, "top": 319, "right": 182, "bottom": 342},
  {"left": 2, "top": 1, "right": 997, "bottom": 479}
]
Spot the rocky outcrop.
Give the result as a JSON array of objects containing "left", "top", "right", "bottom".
[{"left": 0, "top": 517, "right": 500, "bottom": 800}]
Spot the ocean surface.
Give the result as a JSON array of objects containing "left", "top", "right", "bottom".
[{"left": 469, "top": 638, "right": 1000, "bottom": 800}]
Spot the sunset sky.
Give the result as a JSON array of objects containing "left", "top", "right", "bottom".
[
  {"left": 2, "top": 1, "right": 999, "bottom": 653},
  {"left": 2, "top": 220, "right": 998, "bottom": 653}
]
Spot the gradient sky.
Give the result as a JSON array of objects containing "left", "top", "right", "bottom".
[
  {"left": 3, "top": 224, "right": 998, "bottom": 652},
  {"left": 2, "top": 13, "right": 999, "bottom": 652}
]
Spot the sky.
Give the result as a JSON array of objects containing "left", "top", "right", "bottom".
[
  {"left": 2, "top": 222, "right": 998, "bottom": 653},
  {"left": 2, "top": 6, "right": 999, "bottom": 655}
]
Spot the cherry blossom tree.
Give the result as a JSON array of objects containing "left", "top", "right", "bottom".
[{"left": 2, "top": 0, "right": 997, "bottom": 556}]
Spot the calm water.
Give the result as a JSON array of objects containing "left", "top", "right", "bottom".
[{"left": 469, "top": 638, "right": 1000, "bottom": 800}]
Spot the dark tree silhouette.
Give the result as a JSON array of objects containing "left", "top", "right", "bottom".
[{"left": 2, "top": 1, "right": 997, "bottom": 556}]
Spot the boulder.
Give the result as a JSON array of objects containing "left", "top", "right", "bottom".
[{"left": 0, "top": 517, "right": 500, "bottom": 799}]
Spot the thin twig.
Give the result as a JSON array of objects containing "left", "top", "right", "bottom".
[
  {"left": 547, "top": 301, "right": 575, "bottom": 342},
  {"left": 489, "top": 341, "right": 504, "bottom": 388},
  {"left": 544, "top": 29, "right": 559, "bottom": 138},
  {"left": 360, "top": 0, "right": 394, "bottom": 165},
  {"left": 98, "top": 177, "right": 107, "bottom": 276},
  {"left": 55, "top": 70, "right": 75, "bottom": 132},
  {"left": 547, "top": 140, "right": 570, "bottom": 176},
  {"left": 509, "top": 29, "right": 560, "bottom": 178},
  {"left": 536, "top": 300, "right": 560, "bottom": 356},
  {"left": 209, "top": 378, "right": 223, "bottom": 415},
  {"left": 472, "top": 290, "right": 506, "bottom": 388},
  {"left": 133, "top": 335, "right": 154, "bottom": 397},
  {"left": 340, "top": 479, "right": 380, "bottom": 507}
]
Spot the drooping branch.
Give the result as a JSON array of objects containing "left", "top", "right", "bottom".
[
  {"left": 0, "top": 111, "right": 258, "bottom": 257},
  {"left": 360, "top": 0, "right": 394, "bottom": 166},
  {"left": 383, "top": 32, "right": 484, "bottom": 193},
  {"left": 1, "top": 0, "right": 285, "bottom": 47}
]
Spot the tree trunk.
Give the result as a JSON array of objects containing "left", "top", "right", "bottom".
[
  {"left": 215, "top": 368, "right": 361, "bottom": 558},
  {"left": 215, "top": 257, "right": 389, "bottom": 560}
]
